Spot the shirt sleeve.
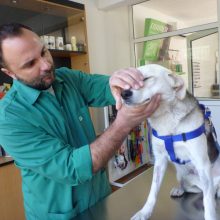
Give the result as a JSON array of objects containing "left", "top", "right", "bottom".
[
  {"left": 57, "top": 68, "right": 116, "bottom": 107},
  {"left": 0, "top": 116, "right": 93, "bottom": 186}
]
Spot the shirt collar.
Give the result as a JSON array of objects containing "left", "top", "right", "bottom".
[{"left": 13, "top": 76, "right": 64, "bottom": 105}]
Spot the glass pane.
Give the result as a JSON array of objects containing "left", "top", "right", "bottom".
[
  {"left": 132, "top": 0, "right": 217, "bottom": 38},
  {"left": 134, "top": 29, "right": 218, "bottom": 98},
  {"left": 135, "top": 36, "right": 189, "bottom": 83},
  {"left": 191, "top": 31, "right": 219, "bottom": 98}
]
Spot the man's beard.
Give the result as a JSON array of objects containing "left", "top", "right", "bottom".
[{"left": 16, "top": 67, "right": 55, "bottom": 90}]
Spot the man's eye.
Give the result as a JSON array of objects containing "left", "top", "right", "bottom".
[{"left": 26, "top": 60, "right": 35, "bottom": 67}]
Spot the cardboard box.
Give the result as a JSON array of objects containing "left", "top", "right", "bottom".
[{"left": 141, "top": 18, "right": 172, "bottom": 64}]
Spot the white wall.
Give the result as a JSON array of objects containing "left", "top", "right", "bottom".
[
  {"left": 85, "top": 1, "right": 131, "bottom": 73},
  {"left": 71, "top": 0, "right": 131, "bottom": 73},
  {"left": 70, "top": 0, "right": 131, "bottom": 134},
  {"left": 86, "top": 1, "right": 131, "bottom": 133}
]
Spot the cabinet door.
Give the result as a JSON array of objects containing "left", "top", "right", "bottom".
[
  {"left": 0, "top": 164, "right": 25, "bottom": 220},
  {"left": 71, "top": 54, "right": 90, "bottom": 73}
]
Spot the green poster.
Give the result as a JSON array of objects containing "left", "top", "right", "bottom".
[{"left": 141, "top": 18, "right": 169, "bottom": 65}]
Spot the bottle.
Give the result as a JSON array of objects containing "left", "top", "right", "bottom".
[{"left": 71, "top": 36, "right": 78, "bottom": 51}]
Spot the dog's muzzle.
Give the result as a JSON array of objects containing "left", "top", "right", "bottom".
[
  {"left": 121, "top": 89, "right": 151, "bottom": 106},
  {"left": 121, "top": 89, "right": 133, "bottom": 105},
  {"left": 121, "top": 89, "right": 133, "bottom": 100}
]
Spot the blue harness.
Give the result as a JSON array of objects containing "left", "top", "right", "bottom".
[
  {"left": 150, "top": 104, "right": 219, "bottom": 165},
  {"left": 151, "top": 104, "right": 212, "bottom": 165},
  {"left": 152, "top": 124, "right": 206, "bottom": 165}
]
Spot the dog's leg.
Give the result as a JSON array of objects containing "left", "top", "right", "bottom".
[
  {"left": 170, "top": 185, "right": 185, "bottom": 197},
  {"left": 197, "top": 163, "right": 216, "bottom": 220},
  {"left": 170, "top": 165, "right": 202, "bottom": 197},
  {"left": 170, "top": 166, "right": 185, "bottom": 197},
  {"left": 190, "top": 145, "right": 217, "bottom": 220},
  {"left": 215, "top": 183, "right": 220, "bottom": 198},
  {"left": 211, "top": 156, "right": 220, "bottom": 198},
  {"left": 131, "top": 156, "right": 168, "bottom": 220},
  {"left": 170, "top": 178, "right": 202, "bottom": 197}
]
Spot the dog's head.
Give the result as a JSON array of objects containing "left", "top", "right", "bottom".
[{"left": 121, "top": 64, "right": 186, "bottom": 106}]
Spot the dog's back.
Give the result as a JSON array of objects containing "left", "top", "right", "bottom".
[{"left": 169, "top": 91, "right": 219, "bottom": 164}]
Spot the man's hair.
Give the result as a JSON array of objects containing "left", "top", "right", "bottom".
[{"left": 0, "top": 23, "right": 32, "bottom": 68}]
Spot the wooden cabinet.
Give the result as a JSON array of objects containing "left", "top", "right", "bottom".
[
  {"left": 71, "top": 53, "right": 90, "bottom": 73},
  {"left": 50, "top": 50, "right": 90, "bottom": 73},
  {"left": 0, "top": 0, "right": 90, "bottom": 74},
  {"left": 0, "top": 162, "right": 25, "bottom": 220}
]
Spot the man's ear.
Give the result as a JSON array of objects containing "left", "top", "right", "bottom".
[
  {"left": 168, "top": 73, "right": 186, "bottom": 100},
  {"left": 1, "top": 67, "right": 17, "bottom": 79}
]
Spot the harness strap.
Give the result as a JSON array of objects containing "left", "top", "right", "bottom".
[
  {"left": 199, "top": 104, "right": 211, "bottom": 120},
  {"left": 152, "top": 124, "right": 206, "bottom": 165}
]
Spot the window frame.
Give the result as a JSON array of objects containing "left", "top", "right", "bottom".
[{"left": 128, "top": 0, "right": 220, "bottom": 99}]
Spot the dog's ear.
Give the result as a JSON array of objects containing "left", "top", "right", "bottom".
[{"left": 168, "top": 73, "right": 186, "bottom": 100}]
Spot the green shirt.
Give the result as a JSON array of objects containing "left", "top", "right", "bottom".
[{"left": 0, "top": 67, "right": 115, "bottom": 220}]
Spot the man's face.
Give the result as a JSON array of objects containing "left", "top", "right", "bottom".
[{"left": 1, "top": 28, "right": 55, "bottom": 90}]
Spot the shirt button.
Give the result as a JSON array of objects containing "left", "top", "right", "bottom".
[{"left": 79, "top": 116, "right": 83, "bottom": 121}]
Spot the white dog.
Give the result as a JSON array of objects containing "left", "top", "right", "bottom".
[{"left": 121, "top": 64, "right": 220, "bottom": 220}]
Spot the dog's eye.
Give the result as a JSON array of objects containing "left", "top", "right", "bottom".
[{"left": 143, "top": 77, "right": 152, "bottom": 81}]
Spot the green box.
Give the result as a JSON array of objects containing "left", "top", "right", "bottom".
[{"left": 142, "top": 18, "right": 169, "bottom": 64}]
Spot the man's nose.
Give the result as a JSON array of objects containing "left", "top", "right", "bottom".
[{"left": 121, "top": 89, "right": 133, "bottom": 100}]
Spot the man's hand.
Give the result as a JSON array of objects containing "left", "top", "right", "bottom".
[
  {"left": 90, "top": 94, "right": 160, "bottom": 173},
  {"left": 109, "top": 68, "right": 144, "bottom": 110},
  {"left": 115, "top": 94, "right": 161, "bottom": 131},
  {"left": 91, "top": 67, "right": 161, "bottom": 173}
]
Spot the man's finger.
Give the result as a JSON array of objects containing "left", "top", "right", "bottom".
[
  {"left": 111, "top": 87, "right": 122, "bottom": 110},
  {"left": 110, "top": 68, "right": 144, "bottom": 90}
]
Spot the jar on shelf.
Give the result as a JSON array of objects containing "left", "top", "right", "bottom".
[
  {"left": 55, "top": 37, "right": 64, "bottom": 50},
  {"left": 48, "top": 36, "right": 55, "bottom": 49}
]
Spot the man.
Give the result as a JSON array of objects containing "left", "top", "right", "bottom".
[{"left": 0, "top": 23, "right": 160, "bottom": 220}]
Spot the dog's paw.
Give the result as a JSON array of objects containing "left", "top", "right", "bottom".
[
  {"left": 170, "top": 187, "right": 184, "bottom": 197},
  {"left": 131, "top": 210, "right": 150, "bottom": 220}
]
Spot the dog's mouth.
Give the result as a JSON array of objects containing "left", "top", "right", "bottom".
[{"left": 124, "top": 98, "right": 151, "bottom": 106}]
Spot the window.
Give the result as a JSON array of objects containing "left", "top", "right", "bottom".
[{"left": 130, "top": 0, "right": 219, "bottom": 99}]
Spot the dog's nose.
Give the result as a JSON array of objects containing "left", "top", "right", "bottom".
[{"left": 121, "top": 89, "right": 133, "bottom": 100}]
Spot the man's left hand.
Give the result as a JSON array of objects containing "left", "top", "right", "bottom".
[{"left": 109, "top": 67, "right": 144, "bottom": 110}]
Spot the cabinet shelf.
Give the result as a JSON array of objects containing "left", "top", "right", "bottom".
[{"left": 49, "top": 49, "right": 86, "bottom": 58}]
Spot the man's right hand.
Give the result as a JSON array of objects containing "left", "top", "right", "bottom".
[
  {"left": 115, "top": 94, "right": 161, "bottom": 132},
  {"left": 90, "top": 94, "right": 160, "bottom": 173}
]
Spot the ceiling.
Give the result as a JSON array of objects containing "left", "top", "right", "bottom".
[
  {"left": 134, "top": 0, "right": 217, "bottom": 22},
  {"left": 98, "top": 0, "right": 217, "bottom": 22}
]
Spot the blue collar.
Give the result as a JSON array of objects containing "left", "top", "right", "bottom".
[{"left": 152, "top": 124, "right": 206, "bottom": 165}]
